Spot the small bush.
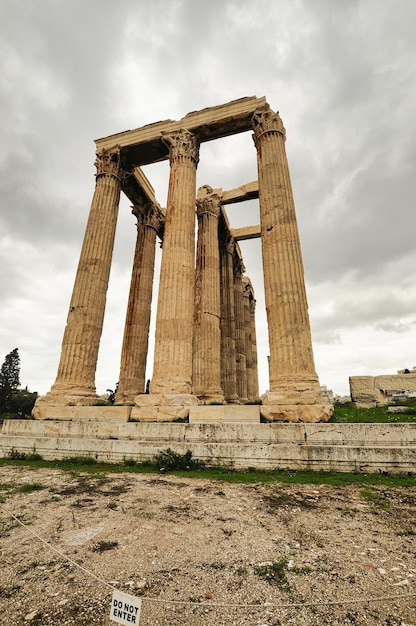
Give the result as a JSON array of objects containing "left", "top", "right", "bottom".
[
  {"left": 26, "top": 453, "right": 43, "bottom": 461},
  {"left": 254, "top": 559, "right": 290, "bottom": 590},
  {"left": 8, "top": 448, "right": 27, "bottom": 460},
  {"left": 123, "top": 457, "right": 138, "bottom": 467},
  {"left": 153, "top": 448, "right": 205, "bottom": 471},
  {"left": 92, "top": 540, "right": 118, "bottom": 553}
]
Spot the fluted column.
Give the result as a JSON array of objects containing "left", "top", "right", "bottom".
[
  {"left": 116, "top": 202, "right": 161, "bottom": 402},
  {"left": 243, "top": 277, "right": 259, "bottom": 402},
  {"left": 252, "top": 105, "right": 331, "bottom": 422},
  {"left": 193, "top": 186, "right": 224, "bottom": 402},
  {"left": 220, "top": 234, "right": 239, "bottom": 403},
  {"left": 234, "top": 255, "right": 248, "bottom": 403},
  {"left": 51, "top": 147, "right": 122, "bottom": 402},
  {"left": 150, "top": 129, "right": 199, "bottom": 396}
]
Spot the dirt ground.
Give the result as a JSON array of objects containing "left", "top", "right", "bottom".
[{"left": 0, "top": 464, "right": 415, "bottom": 626}]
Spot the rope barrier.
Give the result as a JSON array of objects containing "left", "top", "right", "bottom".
[{"left": 2, "top": 504, "right": 415, "bottom": 611}]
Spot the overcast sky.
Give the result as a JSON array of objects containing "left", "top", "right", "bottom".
[{"left": 1, "top": 0, "right": 415, "bottom": 398}]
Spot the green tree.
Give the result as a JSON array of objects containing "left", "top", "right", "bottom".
[
  {"left": 0, "top": 348, "right": 20, "bottom": 415},
  {"left": 9, "top": 387, "right": 38, "bottom": 418}
]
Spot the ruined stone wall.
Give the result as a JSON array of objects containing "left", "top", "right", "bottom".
[{"left": 350, "top": 374, "right": 416, "bottom": 407}]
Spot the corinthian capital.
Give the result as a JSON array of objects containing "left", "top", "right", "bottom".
[
  {"left": 94, "top": 147, "right": 121, "bottom": 179},
  {"left": 133, "top": 202, "right": 163, "bottom": 232},
  {"left": 251, "top": 105, "right": 285, "bottom": 144},
  {"left": 161, "top": 129, "right": 199, "bottom": 166},
  {"left": 196, "top": 188, "right": 222, "bottom": 219}
]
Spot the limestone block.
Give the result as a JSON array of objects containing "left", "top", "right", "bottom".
[
  {"left": 189, "top": 405, "right": 260, "bottom": 424},
  {"left": 134, "top": 393, "right": 198, "bottom": 407},
  {"left": 130, "top": 405, "right": 189, "bottom": 422},
  {"left": 349, "top": 376, "right": 385, "bottom": 406},
  {"left": 32, "top": 405, "right": 131, "bottom": 422},
  {"left": 260, "top": 404, "right": 332, "bottom": 423},
  {"left": 375, "top": 374, "right": 416, "bottom": 393}
]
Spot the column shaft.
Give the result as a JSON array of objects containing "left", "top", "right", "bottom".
[
  {"left": 51, "top": 147, "right": 121, "bottom": 401},
  {"left": 253, "top": 105, "right": 331, "bottom": 421},
  {"left": 220, "top": 235, "right": 239, "bottom": 402},
  {"left": 253, "top": 107, "right": 318, "bottom": 385},
  {"left": 116, "top": 203, "right": 160, "bottom": 402},
  {"left": 193, "top": 187, "right": 224, "bottom": 401},
  {"left": 234, "top": 257, "right": 248, "bottom": 402},
  {"left": 243, "top": 277, "right": 259, "bottom": 401},
  {"left": 151, "top": 130, "right": 199, "bottom": 395}
]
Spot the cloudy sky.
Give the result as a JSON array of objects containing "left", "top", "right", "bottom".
[{"left": 1, "top": 0, "right": 415, "bottom": 398}]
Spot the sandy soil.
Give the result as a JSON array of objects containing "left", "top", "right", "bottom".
[{"left": 0, "top": 464, "right": 415, "bottom": 626}]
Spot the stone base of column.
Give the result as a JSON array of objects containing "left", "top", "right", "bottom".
[
  {"left": 260, "top": 376, "right": 333, "bottom": 423},
  {"left": 131, "top": 393, "right": 198, "bottom": 422},
  {"left": 194, "top": 390, "right": 225, "bottom": 405},
  {"left": 32, "top": 384, "right": 99, "bottom": 420},
  {"left": 114, "top": 390, "right": 139, "bottom": 404},
  {"left": 260, "top": 402, "right": 332, "bottom": 423}
]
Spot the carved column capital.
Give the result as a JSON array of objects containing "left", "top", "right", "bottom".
[
  {"left": 196, "top": 190, "right": 222, "bottom": 219},
  {"left": 132, "top": 202, "right": 162, "bottom": 233},
  {"left": 161, "top": 129, "right": 199, "bottom": 166},
  {"left": 94, "top": 147, "right": 121, "bottom": 180},
  {"left": 233, "top": 253, "right": 245, "bottom": 277},
  {"left": 225, "top": 235, "right": 236, "bottom": 256},
  {"left": 251, "top": 105, "right": 286, "bottom": 146}
]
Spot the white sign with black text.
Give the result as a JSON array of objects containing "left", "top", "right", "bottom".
[{"left": 110, "top": 589, "right": 142, "bottom": 625}]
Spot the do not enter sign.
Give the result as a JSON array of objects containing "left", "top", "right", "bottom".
[{"left": 110, "top": 589, "right": 142, "bottom": 625}]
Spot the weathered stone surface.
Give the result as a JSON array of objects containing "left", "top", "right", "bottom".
[
  {"left": 260, "top": 403, "right": 332, "bottom": 423},
  {"left": 350, "top": 374, "right": 416, "bottom": 406},
  {"left": 189, "top": 405, "right": 260, "bottom": 423},
  {"left": 2, "top": 420, "right": 415, "bottom": 473},
  {"left": 131, "top": 393, "right": 198, "bottom": 421},
  {"left": 32, "top": 404, "right": 131, "bottom": 421}
]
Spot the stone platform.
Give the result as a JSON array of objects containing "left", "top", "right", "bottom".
[{"left": 1, "top": 417, "right": 415, "bottom": 474}]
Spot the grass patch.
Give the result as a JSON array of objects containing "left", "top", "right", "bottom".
[
  {"left": 254, "top": 559, "right": 290, "bottom": 590},
  {"left": 331, "top": 403, "right": 416, "bottom": 423},
  {"left": 16, "top": 482, "right": 47, "bottom": 494},
  {"left": 0, "top": 457, "right": 414, "bottom": 488},
  {"left": 359, "top": 487, "right": 391, "bottom": 511}
]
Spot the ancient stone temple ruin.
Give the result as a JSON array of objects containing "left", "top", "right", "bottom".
[{"left": 34, "top": 96, "right": 332, "bottom": 423}]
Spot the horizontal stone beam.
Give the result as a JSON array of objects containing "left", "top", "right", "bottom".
[
  {"left": 221, "top": 181, "right": 259, "bottom": 205},
  {"left": 95, "top": 96, "right": 267, "bottom": 167},
  {"left": 231, "top": 224, "right": 261, "bottom": 241}
]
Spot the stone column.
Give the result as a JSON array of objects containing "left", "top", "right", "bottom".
[
  {"left": 45, "top": 147, "right": 122, "bottom": 405},
  {"left": 252, "top": 105, "right": 331, "bottom": 422},
  {"left": 243, "top": 277, "right": 259, "bottom": 402},
  {"left": 115, "top": 201, "right": 161, "bottom": 403},
  {"left": 220, "top": 234, "right": 239, "bottom": 403},
  {"left": 234, "top": 254, "right": 248, "bottom": 403},
  {"left": 150, "top": 129, "right": 199, "bottom": 399},
  {"left": 193, "top": 186, "right": 224, "bottom": 403}
]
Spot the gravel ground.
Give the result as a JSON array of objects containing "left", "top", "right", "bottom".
[{"left": 0, "top": 465, "right": 415, "bottom": 626}]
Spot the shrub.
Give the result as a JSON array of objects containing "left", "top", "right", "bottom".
[{"left": 153, "top": 448, "right": 205, "bottom": 471}]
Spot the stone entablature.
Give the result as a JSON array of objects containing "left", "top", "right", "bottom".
[
  {"left": 34, "top": 97, "right": 332, "bottom": 423},
  {"left": 350, "top": 373, "right": 416, "bottom": 407}
]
